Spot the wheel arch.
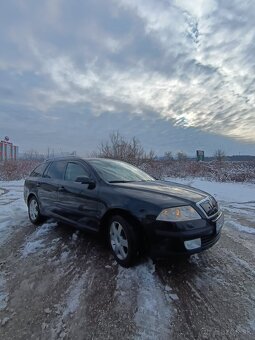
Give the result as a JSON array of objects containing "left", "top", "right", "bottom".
[
  {"left": 27, "top": 192, "right": 37, "bottom": 205},
  {"left": 100, "top": 208, "right": 144, "bottom": 239}
]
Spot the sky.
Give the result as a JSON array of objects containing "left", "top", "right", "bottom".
[{"left": 0, "top": 0, "right": 255, "bottom": 156}]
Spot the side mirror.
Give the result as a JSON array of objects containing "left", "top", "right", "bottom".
[{"left": 75, "top": 176, "right": 96, "bottom": 189}]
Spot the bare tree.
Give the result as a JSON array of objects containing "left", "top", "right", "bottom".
[
  {"left": 214, "top": 149, "right": 225, "bottom": 162},
  {"left": 97, "top": 131, "right": 148, "bottom": 165},
  {"left": 23, "top": 149, "right": 44, "bottom": 160},
  {"left": 176, "top": 151, "right": 188, "bottom": 161},
  {"left": 145, "top": 149, "right": 156, "bottom": 161},
  {"left": 164, "top": 151, "right": 173, "bottom": 161}
]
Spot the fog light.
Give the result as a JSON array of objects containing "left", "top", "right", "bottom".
[{"left": 184, "top": 238, "right": 201, "bottom": 250}]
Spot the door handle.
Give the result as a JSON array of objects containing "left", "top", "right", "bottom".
[{"left": 58, "top": 186, "right": 66, "bottom": 192}]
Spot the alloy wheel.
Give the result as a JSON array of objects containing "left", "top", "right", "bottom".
[
  {"left": 110, "top": 221, "right": 129, "bottom": 260},
  {"left": 29, "top": 198, "right": 39, "bottom": 221}
]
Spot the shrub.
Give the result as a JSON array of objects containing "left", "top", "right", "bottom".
[{"left": 0, "top": 160, "right": 40, "bottom": 181}]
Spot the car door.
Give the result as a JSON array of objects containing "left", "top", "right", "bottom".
[
  {"left": 57, "top": 161, "right": 99, "bottom": 231},
  {"left": 25, "top": 162, "right": 50, "bottom": 207},
  {"left": 38, "top": 160, "right": 67, "bottom": 216}
]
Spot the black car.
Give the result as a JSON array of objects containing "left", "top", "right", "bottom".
[{"left": 24, "top": 157, "right": 224, "bottom": 267}]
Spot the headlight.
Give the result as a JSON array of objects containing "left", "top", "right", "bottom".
[{"left": 156, "top": 206, "right": 201, "bottom": 222}]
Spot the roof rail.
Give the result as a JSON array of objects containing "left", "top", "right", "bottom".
[{"left": 45, "top": 155, "right": 78, "bottom": 161}]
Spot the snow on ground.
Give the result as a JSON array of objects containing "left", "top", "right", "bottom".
[
  {"left": 49, "top": 271, "right": 90, "bottom": 340},
  {"left": 0, "top": 180, "right": 27, "bottom": 247},
  {"left": 0, "top": 272, "right": 8, "bottom": 311},
  {"left": 0, "top": 181, "right": 18, "bottom": 322},
  {"left": 227, "top": 220, "right": 255, "bottom": 235},
  {"left": 21, "top": 222, "right": 58, "bottom": 257},
  {"left": 116, "top": 259, "right": 174, "bottom": 339}
]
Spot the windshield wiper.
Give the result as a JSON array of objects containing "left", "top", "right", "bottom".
[{"left": 108, "top": 180, "right": 134, "bottom": 183}]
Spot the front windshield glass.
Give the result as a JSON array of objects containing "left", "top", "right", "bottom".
[{"left": 88, "top": 159, "right": 155, "bottom": 183}]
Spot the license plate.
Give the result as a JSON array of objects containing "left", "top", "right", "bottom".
[{"left": 216, "top": 213, "right": 224, "bottom": 233}]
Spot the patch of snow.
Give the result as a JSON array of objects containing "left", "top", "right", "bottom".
[
  {"left": 41, "top": 322, "right": 48, "bottom": 330},
  {"left": 248, "top": 319, "right": 255, "bottom": 331},
  {"left": 21, "top": 222, "right": 58, "bottom": 257},
  {"left": 223, "top": 249, "right": 255, "bottom": 277},
  {"left": 62, "top": 273, "right": 87, "bottom": 318},
  {"left": 0, "top": 180, "right": 27, "bottom": 246},
  {"left": 224, "top": 204, "right": 255, "bottom": 219},
  {"left": 49, "top": 271, "right": 90, "bottom": 339},
  {"left": 116, "top": 260, "right": 174, "bottom": 339},
  {"left": 22, "top": 239, "right": 45, "bottom": 257},
  {"left": 44, "top": 308, "right": 51, "bottom": 314},
  {"left": 60, "top": 250, "right": 70, "bottom": 262},
  {"left": 1, "top": 317, "right": 10, "bottom": 326},
  {"left": 35, "top": 222, "right": 57, "bottom": 237},
  {"left": 71, "top": 231, "right": 79, "bottom": 242},
  {"left": 226, "top": 220, "right": 255, "bottom": 235},
  {"left": 168, "top": 293, "right": 179, "bottom": 301},
  {"left": 0, "top": 273, "right": 8, "bottom": 311},
  {"left": 165, "top": 285, "right": 172, "bottom": 292}
]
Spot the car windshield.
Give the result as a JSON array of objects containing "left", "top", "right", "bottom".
[{"left": 88, "top": 159, "right": 155, "bottom": 183}]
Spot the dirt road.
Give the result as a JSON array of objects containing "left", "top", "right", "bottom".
[{"left": 0, "top": 181, "right": 254, "bottom": 339}]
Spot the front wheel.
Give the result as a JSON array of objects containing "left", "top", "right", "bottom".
[
  {"left": 108, "top": 215, "right": 139, "bottom": 267},
  {"left": 28, "top": 196, "right": 44, "bottom": 225}
]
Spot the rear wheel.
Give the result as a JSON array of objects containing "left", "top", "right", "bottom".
[
  {"left": 108, "top": 215, "right": 139, "bottom": 267},
  {"left": 28, "top": 196, "right": 44, "bottom": 225}
]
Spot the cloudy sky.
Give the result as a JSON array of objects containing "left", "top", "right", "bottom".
[{"left": 0, "top": 0, "right": 255, "bottom": 156}]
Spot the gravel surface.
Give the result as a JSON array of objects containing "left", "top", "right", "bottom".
[{"left": 0, "top": 181, "right": 254, "bottom": 339}]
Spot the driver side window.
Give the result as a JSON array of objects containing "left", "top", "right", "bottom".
[{"left": 65, "top": 162, "right": 89, "bottom": 181}]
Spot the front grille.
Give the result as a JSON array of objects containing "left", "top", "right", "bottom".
[
  {"left": 201, "top": 233, "right": 220, "bottom": 248},
  {"left": 198, "top": 196, "right": 218, "bottom": 218}
]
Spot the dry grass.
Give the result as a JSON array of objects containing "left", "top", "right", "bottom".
[
  {"left": 141, "top": 160, "right": 255, "bottom": 183},
  {"left": 0, "top": 159, "right": 254, "bottom": 183},
  {"left": 0, "top": 160, "right": 40, "bottom": 181}
]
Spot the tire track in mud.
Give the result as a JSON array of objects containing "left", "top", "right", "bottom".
[
  {"left": 1, "top": 218, "right": 120, "bottom": 340},
  {"left": 40, "top": 237, "right": 120, "bottom": 340},
  {"left": 0, "top": 221, "right": 100, "bottom": 339},
  {"left": 0, "top": 222, "right": 80, "bottom": 339}
]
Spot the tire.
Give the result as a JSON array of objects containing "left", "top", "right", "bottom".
[
  {"left": 108, "top": 215, "right": 139, "bottom": 267},
  {"left": 28, "top": 196, "right": 44, "bottom": 225}
]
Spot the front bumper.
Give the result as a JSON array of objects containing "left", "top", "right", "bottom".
[{"left": 146, "top": 211, "right": 224, "bottom": 257}]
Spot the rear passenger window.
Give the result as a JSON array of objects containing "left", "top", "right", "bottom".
[
  {"left": 65, "top": 162, "right": 89, "bottom": 181},
  {"left": 30, "top": 163, "right": 48, "bottom": 177},
  {"left": 45, "top": 161, "right": 66, "bottom": 180}
]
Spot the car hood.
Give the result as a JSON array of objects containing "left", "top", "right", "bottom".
[{"left": 112, "top": 180, "right": 208, "bottom": 203}]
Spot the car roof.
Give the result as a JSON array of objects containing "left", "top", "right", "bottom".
[
  {"left": 45, "top": 156, "right": 82, "bottom": 162},
  {"left": 44, "top": 156, "right": 118, "bottom": 163}
]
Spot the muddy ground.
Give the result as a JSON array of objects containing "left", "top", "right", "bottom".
[{"left": 0, "top": 181, "right": 254, "bottom": 339}]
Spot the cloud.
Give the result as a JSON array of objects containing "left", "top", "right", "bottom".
[{"left": 0, "top": 0, "right": 255, "bottom": 154}]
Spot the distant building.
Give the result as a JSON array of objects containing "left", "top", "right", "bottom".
[{"left": 0, "top": 137, "right": 19, "bottom": 161}]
